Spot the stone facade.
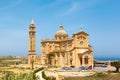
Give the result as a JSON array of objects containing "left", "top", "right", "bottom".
[
  {"left": 28, "top": 20, "right": 94, "bottom": 68},
  {"left": 40, "top": 25, "right": 94, "bottom": 67}
]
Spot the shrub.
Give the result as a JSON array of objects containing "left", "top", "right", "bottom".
[
  {"left": 32, "top": 67, "right": 44, "bottom": 80},
  {"left": 33, "top": 67, "right": 44, "bottom": 73},
  {"left": 42, "top": 71, "right": 56, "bottom": 80},
  {"left": 113, "top": 61, "right": 120, "bottom": 72},
  {"left": 91, "top": 72, "right": 106, "bottom": 78},
  {"left": 42, "top": 71, "right": 47, "bottom": 79}
]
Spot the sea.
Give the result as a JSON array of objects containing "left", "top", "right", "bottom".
[{"left": 95, "top": 57, "right": 120, "bottom": 61}]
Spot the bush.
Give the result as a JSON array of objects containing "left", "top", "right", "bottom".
[
  {"left": 91, "top": 72, "right": 106, "bottom": 78},
  {"left": 42, "top": 71, "right": 48, "bottom": 79},
  {"left": 42, "top": 71, "right": 56, "bottom": 80},
  {"left": 33, "top": 67, "right": 44, "bottom": 73},
  {"left": 113, "top": 61, "right": 120, "bottom": 72},
  {"left": 32, "top": 67, "right": 44, "bottom": 79}
]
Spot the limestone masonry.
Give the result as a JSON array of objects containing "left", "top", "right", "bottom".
[{"left": 28, "top": 20, "right": 94, "bottom": 68}]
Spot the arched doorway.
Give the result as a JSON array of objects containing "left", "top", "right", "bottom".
[
  {"left": 84, "top": 56, "right": 89, "bottom": 64},
  {"left": 78, "top": 54, "right": 83, "bottom": 66}
]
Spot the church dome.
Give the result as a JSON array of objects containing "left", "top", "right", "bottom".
[{"left": 55, "top": 25, "right": 68, "bottom": 40}]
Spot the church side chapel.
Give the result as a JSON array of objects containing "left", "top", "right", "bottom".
[{"left": 28, "top": 20, "right": 94, "bottom": 68}]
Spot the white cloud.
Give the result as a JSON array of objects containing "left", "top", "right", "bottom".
[
  {"left": 64, "top": 2, "right": 78, "bottom": 15},
  {"left": 61, "top": 0, "right": 103, "bottom": 16}
]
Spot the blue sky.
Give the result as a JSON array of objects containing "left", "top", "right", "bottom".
[{"left": 0, "top": 0, "right": 120, "bottom": 60}]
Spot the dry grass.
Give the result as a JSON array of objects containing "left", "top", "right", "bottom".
[
  {"left": 0, "top": 66, "right": 31, "bottom": 78},
  {"left": 0, "top": 67, "right": 31, "bottom": 73}
]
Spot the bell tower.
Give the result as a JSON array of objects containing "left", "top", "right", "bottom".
[{"left": 28, "top": 19, "right": 36, "bottom": 64}]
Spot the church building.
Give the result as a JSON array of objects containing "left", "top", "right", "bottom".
[{"left": 28, "top": 20, "right": 94, "bottom": 68}]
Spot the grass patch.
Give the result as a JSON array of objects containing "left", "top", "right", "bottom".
[{"left": 0, "top": 67, "right": 44, "bottom": 80}]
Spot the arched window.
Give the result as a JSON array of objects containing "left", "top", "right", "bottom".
[
  {"left": 57, "top": 53, "right": 60, "bottom": 57},
  {"left": 59, "top": 37, "right": 61, "bottom": 40},
  {"left": 55, "top": 46, "right": 57, "bottom": 50},
  {"left": 50, "top": 46, "right": 51, "bottom": 50},
  {"left": 70, "top": 53, "right": 72, "bottom": 56},
  {"left": 62, "top": 53, "right": 65, "bottom": 57}
]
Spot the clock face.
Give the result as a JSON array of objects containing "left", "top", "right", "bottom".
[{"left": 80, "top": 41, "right": 83, "bottom": 45}]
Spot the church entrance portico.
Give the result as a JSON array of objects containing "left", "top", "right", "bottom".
[{"left": 77, "top": 53, "right": 91, "bottom": 67}]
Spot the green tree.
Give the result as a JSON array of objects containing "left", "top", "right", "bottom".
[
  {"left": 42, "top": 71, "right": 56, "bottom": 80},
  {"left": 114, "top": 61, "right": 120, "bottom": 72}
]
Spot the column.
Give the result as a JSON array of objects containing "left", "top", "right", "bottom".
[
  {"left": 67, "top": 52, "right": 70, "bottom": 66},
  {"left": 60, "top": 53, "right": 62, "bottom": 67},
  {"left": 82, "top": 57, "right": 84, "bottom": 66},
  {"left": 55, "top": 54, "right": 57, "bottom": 66},
  {"left": 65, "top": 52, "right": 67, "bottom": 66},
  {"left": 76, "top": 54, "right": 80, "bottom": 67}
]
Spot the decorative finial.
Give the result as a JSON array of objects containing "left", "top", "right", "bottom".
[
  {"left": 31, "top": 19, "right": 34, "bottom": 24},
  {"left": 80, "top": 27, "right": 83, "bottom": 32},
  {"left": 60, "top": 24, "right": 63, "bottom": 30}
]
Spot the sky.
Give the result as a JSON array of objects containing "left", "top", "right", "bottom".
[{"left": 0, "top": 0, "right": 120, "bottom": 60}]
